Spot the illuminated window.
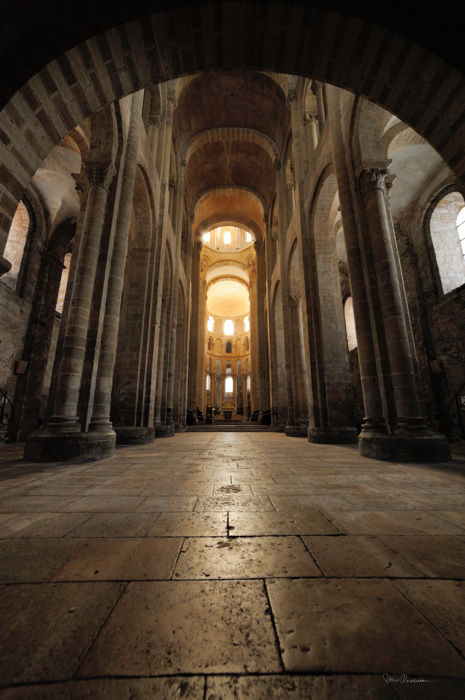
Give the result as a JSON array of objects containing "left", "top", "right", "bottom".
[
  {"left": 225, "top": 376, "right": 234, "bottom": 394},
  {"left": 224, "top": 319, "right": 234, "bottom": 335},
  {"left": 224, "top": 230, "right": 231, "bottom": 245},
  {"left": 3, "top": 201, "right": 30, "bottom": 291},
  {"left": 246, "top": 375, "right": 251, "bottom": 390},
  {"left": 207, "top": 316, "right": 214, "bottom": 332},
  {"left": 203, "top": 232, "right": 210, "bottom": 243},
  {"left": 56, "top": 252, "right": 72, "bottom": 315},
  {"left": 206, "top": 374, "right": 211, "bottom": 391},
  {"left": 246, "top": 232, "right": 252, "bottom": 243},
  {"left": 244, "top": 316, "right": 249, "bottom": 332},
  {"left": 344, "top": 297, "right": 357, "bottom": 350},
  {"left": 430, "top": 192, "right": 465, "bottom": 294},
  {"left": 457, "top": 207, "right": 465, "bottom": 258}
]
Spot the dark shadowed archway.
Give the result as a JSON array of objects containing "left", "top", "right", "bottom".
[{"left": 0, "top": 0, "right": 464, "bottom": 275}]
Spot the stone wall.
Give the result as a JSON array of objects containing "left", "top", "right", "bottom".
[{"left": 0, "top": 284, "right": 30, "bottom": 395}]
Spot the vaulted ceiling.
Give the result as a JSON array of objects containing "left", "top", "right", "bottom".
[{"left": 174, "top": 71, "right": 289, "bottom": 239}]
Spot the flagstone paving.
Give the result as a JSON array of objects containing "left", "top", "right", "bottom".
[{"left": 0, "top": 432, "right": 464, "bottom": 698}]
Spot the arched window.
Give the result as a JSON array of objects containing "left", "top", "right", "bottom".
[
  {"left": 2, "top": 201, "right": 30, "bottom": 291},
  {"left": 244, "top": 316, "right": 249, "bottom": 332},
  {"left": 344, "top": 297, "right": 357, "bottom": 350},
  {"left": 208, "top": 337, "right": 212, "bottom": 351},
  {"left": 224, "top": 319, "right": 234, "bottom": 335},
  {"left": 223, "top": 230, "right": 231, "bottom": 245},
  {"left": 226, "top": 360, "right": 231, "bottom": 374},
  {"left": 226, "top": 340, "right": 232, "bottom": 353},
  {"left": 245, "top": 336, "right": 249, "bottom": 352},
  {"left": 206, "top": 374, "right": 211, "bottom": 391},
  {"left": 457, "top": 207, "right": 465, "bottom": 257},
  {"left": 430, "top": 192, "right": 465, "bottom": 294},
  {"left": 246, "top": 375, "right": 251, "bottom": 391},
  {"left": 207, "top": 316, "right": 214, "bottom": 332},
  {"left": 246, "top": 232, "right": 252, "bottom": 243},
  {"left": 203, "top": 232, "right": 210, "bottom": 243},
  {"left": 225, "top": 376, "right": 234, "bottom": 394}
]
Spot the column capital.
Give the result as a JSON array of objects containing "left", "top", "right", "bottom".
[
  {"left": 253, "top": 241, "right": 262, "bottom": 253},
  {"left": 195, "top": 240, "right": 203, "bottom": 252},
  {"left": 273, "top": 158, "right": 282, "bottom": 172},
  {"left": 84, "top": 163, "right": 116, "bottom": 192},
  {"left": 359, "top": 168, "right": 388, "bottom": 196},
  {"left": 305, "top": 112, "right": 318, "bottom": 125},
  {"left": 385, "top": 173, "right": 396, "bottom": 190},
  {"left": 287, "top": 89, "right": 298, "bottom": 107},
  {"left": 167, "top": 89, "right": 177, "bottom": 105},
  {"left": 148, "top": 114, "right": 162, "bottom": 128},
  {"left": 289, "top": 293, "right": 300, "bottom": 307}
]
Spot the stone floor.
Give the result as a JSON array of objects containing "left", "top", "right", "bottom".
[{"left": 0, "top": 432, "right": 464, "bottom": 699}]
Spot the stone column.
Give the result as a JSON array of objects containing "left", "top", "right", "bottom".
[
  {"left": 154, "top": 300, "right": 169, "bottom": 431},
  {"left": 25, "top": 162, "right": 116, "bottom": 462},
  {"left": 305, "top": 114, "right": 319, "bottom": 154},
  {"left": 149, "top": 86, "right": 177, "bottom": 436},
  {"left": 385, "top": 175, "right": 427, "bottom": 417},
  {"left": 274, "top": 159, "right": 296, "bottom": 433},
  {"left": 188, "top": 240, "right": 202, "bottom": 411},
  {"left": 288, "top": 89, "right": 357, "bottom": 444},
  {"left": 359, "top": 168, "right": 422, "bottom": 420},
  {"left": 89, "top": 91, "right": 145, "bottom": 443},
  {"left": 358, "top": 167, "right": 450, "bottom": 460},
  {"left": 160, "top": 161, "right": 186, "bottom": 437},
  {"left": 264, "top": 216, "right": 284, "bottom": 431},
  {"left": 249, "top": 263, "right": 259, "bottom": 413},
  {"left": 254, "top": 241, "right": 269, "bottom": 418},
  {"left": 313, "top": 81, "right": 326, "bottom": 130},
  {"left": 198, "top": 277, "right": 207, "bottom": 412},
  {"left": 326, "top": 86, "right": 388, "bottom": 442},
  {"left": 289, "top": 294, "right": 308, "bottom": 432},
  {"left": 148, "top": 114, "right": 162, "bottom": 164}
]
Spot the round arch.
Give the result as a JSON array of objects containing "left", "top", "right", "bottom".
[{"left": 0, "top": 1, "right": 464, "bottom": 263}]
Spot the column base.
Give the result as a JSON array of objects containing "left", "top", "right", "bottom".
[
  {"left": 358, "top": 428, "right": 451, "bottom": 462},
  {"left": 114, "top": 426, "right": 155, "bottom": 445},
  {"left": 286, "top": 423, "right": 308, "bottom": 438},
  {"left": 155, "top": 423, "right": 175, "bottom": 438},
  {"left": 24, "top": 429, "right": 116, "bottom": 463},
  {"left": 308, "top": 426, "right": 359, "bottom": 444}
]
